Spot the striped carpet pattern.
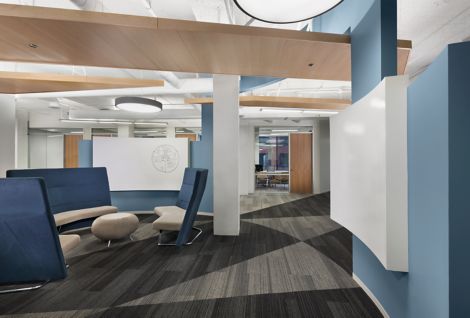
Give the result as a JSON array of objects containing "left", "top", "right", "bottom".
[{"left": 0, "top": 193, "right": 382, "bottom": 318}]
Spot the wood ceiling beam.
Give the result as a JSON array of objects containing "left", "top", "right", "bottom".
[
  {"left": 0, "top": 71, "right": 164, "bottom": 94},
  {"left": 0, "top": 4, "right": 411, "bottom": 81},
  {"left": 185, "top": 96, "right": 351, "bottom": 110}
]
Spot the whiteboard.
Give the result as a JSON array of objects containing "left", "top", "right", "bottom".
[
  {"left": 330, "top": 76, "right": 408, "bottom": 272},
  {"left": 93, "top": 137, "right": 189, "bottom": 191}
]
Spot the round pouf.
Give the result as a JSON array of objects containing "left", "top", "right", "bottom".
[{"left": 92, "top": 213, "right": 139, "bottom": 245}]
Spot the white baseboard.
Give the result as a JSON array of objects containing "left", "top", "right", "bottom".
[{"left": 353, "top": 274, "right": 390, "bottom": 318}]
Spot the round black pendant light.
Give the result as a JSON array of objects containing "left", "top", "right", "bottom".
[
  {"left": 233, "top": 0, "right": 343, "bottom": 24},
  {"left": 115, "top": 97, "right": 162, "bottom": 113}
]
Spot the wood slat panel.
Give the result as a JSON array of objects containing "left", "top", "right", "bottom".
[
  {"left": 64, "top": 134, "right": 82, "bottom": 168},
  {"left": 0, "top": 71, "right": 164, "bottom": 94},
  {"left": 0, "top": 4, "right": 411, "bottom": 81},
  {"left": 186, "top": 96, "right": 351, "bottom": 110}
]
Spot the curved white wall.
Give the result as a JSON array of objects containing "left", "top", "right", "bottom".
[{"left": 330, "top": 76, "right": 408, "bottom": 272}]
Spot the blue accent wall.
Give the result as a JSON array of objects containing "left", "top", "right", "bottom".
[
  {"left": 313, "top": 0, "right": 374, "bottom": 34},
  {"left": 322, "top": 0, "right": 462, "bottom": 317},
  {"left": 110, "top": 191, "right": 179, "bottom": 212},
  {"left": 77, "top": 105, "right": 214, "bottom": 213},
  {"left": 78, "top": 140, "right": 93, "bottom": 167},
  {"left": 448, "top": 41, "right": 470, "bottom": 317},
  {"left": 351, "top": 0, "right": 397, "bottom": 102},
  {"left": 353, "top": 42, "right": 470, "bottom": 318},
  {"left": 190, "top": 104, "right": 213, "bottom": 212},
  {"left": 407, "top": 47, "right": 450, "bottom": 318},
  {"left": 353, "top": 48, "right": 450, "bottom": 318},
  {"left": 239, "top": 76, "right": 283, "bottom": 93}
]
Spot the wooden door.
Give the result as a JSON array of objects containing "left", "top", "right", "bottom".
[
  {"left": 64, "top": 135, "right": 83, "bottom": 168},
  {"left": 290, "top": 133, "right": 313, "bottom": 193}
]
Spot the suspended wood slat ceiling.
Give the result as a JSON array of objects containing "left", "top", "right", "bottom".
[{"left": 0, "top": 4, "right": 411, "bottom": 82}]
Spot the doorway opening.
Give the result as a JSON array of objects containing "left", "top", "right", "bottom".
[{"left": 254, "top": 126, "right": 313, "bottom": 194}]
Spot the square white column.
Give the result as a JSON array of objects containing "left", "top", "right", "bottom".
[
  {"left": 213, "top": 74, "right": 240, "bottom": 236},
  {"left": 0, "top": 95, "right": 16, "bottom": 177}
]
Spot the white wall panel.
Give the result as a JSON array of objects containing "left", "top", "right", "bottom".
[
  {"left": 29, "top": 134, "right": 64, "bottom": 169},
  {"left": 93, "top": 137, "right": 189, "bottom": 191},
  {"left": 330, "top": 76, "right": 408, "bottom": 272}
]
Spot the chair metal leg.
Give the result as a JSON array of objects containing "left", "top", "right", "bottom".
[
  {"left": 157, "top": 227, "right": 203, "bottom": 246},
  {"left": 0, "top": 281, "right": 49, "bottom": 294},
  {"left": 185, "top": 227, "right": 203, "bottom": 245},
  {"left": 107, "top": 240, "right": 111, "bottom": 248}
]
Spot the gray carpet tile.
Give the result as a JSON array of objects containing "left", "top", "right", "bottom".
[{"left": 0, "top": 193, "right": 381, "bottom": 318}]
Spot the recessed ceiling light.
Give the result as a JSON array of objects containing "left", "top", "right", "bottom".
[
  {"left": 233, "top": 0, "right": 343, "bottom": 24},
  {"left": 308, "top": 63, "right": 314, "bottom": 67},
  {"left": 115, "top": 97, "right": 162, "bottom": 113},
  {"left": 28, "top": 43, "right": 38, "bottom": 49}
]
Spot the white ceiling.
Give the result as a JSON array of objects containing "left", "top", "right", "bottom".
[{"left": 2, "top": 0, "right": 469, "bottom": 123}]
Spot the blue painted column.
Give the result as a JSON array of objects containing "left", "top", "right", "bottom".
[
  {"left": 447, "top": 42, "right": 470, "bottom": 317},
  {"left": 351, "top": 0, "right": 397, "bottom": 102},
  {"left": 78, "top": 140, "right": 93, "bottom": 168},
  {"left": 190, "top": 104, "right": 214, "bottom": 212}
]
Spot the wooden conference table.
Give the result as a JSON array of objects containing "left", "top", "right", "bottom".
[{"left": 255, "top": 171, "right": 289, "bottom": 188}]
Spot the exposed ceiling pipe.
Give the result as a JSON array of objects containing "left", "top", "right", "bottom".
[
  {"left": 70, "top": 0, "right": 182, "bottom": 89},
  {"left": 223, "top": 0, "right": 234, "bottom": 24},
  {"left": 70, "top": 0, "right": 103, "bottom": 11}
]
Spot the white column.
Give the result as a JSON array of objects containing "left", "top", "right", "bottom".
[
  {"left": 313, "top": 118, "right": 331, "bottom": 194},
  {"left": 83, "top": 127, "right": 93, "bottom": 140},
  {"left": 213, "top": 74, "right": 240, "bottom": 236},
  {"left": 239, "top": 124, "right": 255, "bottom": 195},
  {"left": 117, "top": 124, "right": 134, "bottom": 138},
  {"left": 0, "top": 95, "right": 16, "bottom": 177},
  {"left": 15, "top": 109, "right": 29, "bottom": 169},
  {"left": 166, "top": 125, "right": 176, "bottom": 138}
]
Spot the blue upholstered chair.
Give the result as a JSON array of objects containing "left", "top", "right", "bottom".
[
  {"left": 0, "top": 178, "right": 68, "bottom": 293},
  {"left": 7, "top": 168, "right": 117, "bottom": 232},
  {"left": 153, "top": 168, "right": 208, "bottom": 246}
]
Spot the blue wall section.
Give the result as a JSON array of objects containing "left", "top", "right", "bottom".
[
  {"left": 190, "top": 104, "right": 213, "bottom": 212},
  {"left": 448, "top": 41, "right": 470, "bottom": 317},
  {"left": 314, "top": 0, "right": 397, "bottom": 102},
  {"left": 407, "top": 48, "right": 450, "bottom": 318},
  {"left": 78, "top": 140, "right": 93, "bottom": 167},
  {"left": 314, "top": 2, "right": 469, "bottom": 317},
  {"left": 351, "top": 0, "right": 397, "bottom": 102},
  {"left": 110, "top": 191, "right": 179, "bottom": 212},
  {"left": 239, "top": 76, "right": 283, "bottom": 93},
  {"left": 312, "top": 0, "right": 374, "bottom": 34},
  {"left": 77, "top": 105, "right": 214, "bottom": 212},
  {"left": 353, "top": 42, "right": 470, "bottom": 318},
  {"left": 354, "top": 48, "right": 451, "bottom": 318},
  {"left": 353, "top": 239, "right": 409, "bottom": 317}
]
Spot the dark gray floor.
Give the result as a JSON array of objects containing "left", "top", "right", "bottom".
[{"left": 0, "top": 193, "right": 382, "bottom": 318}]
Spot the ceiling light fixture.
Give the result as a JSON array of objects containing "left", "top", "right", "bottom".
[
  {"left": 115, "top": 97, "right": 162, "bottom": 113},
  {"left": 233, "top": 0, "right": 343, "bottom": 24}
]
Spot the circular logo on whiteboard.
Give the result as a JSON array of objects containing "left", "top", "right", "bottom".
[{"left": 151, "top": 145, "right": 179, "bottom": 173}]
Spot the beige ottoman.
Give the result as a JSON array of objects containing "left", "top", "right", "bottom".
[{"left": 91, "top": 213, "right": 139, "bottom": 247}]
